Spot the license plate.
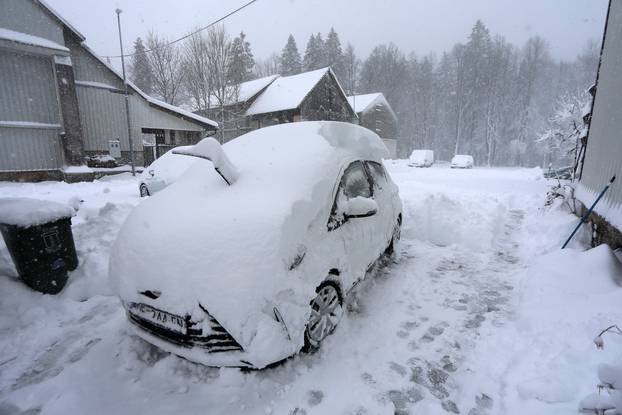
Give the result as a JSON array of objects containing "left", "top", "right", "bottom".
[{"left": 129, "top": 303, "right": 186, "bottom": 334}]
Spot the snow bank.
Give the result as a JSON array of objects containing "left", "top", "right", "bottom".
[
  {"left": 63, "top": 165, "right": 94, "bottom": 174},
  {"left": 457, "top": 243, "right": 622, "bottom": 414},
  {"left": 0, "top": 198, "right": 74, "bottom": 227}
]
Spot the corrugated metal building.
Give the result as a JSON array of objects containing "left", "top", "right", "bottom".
[
  {"left": 0, "top": 0, "right": 218, "bottom": 181},
  {"left": 576, "top": 0, "right": 622, "bottom": 248}
]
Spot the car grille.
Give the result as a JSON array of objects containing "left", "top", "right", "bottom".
[{"left": 127, "top": 303, "right": 243, "bottom": 353}]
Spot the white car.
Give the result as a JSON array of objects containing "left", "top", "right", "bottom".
[
  {"left": 138, "top": 146, "right": 197, "bottom": 197},
  {"left": 110, "top": 121, "right": 402, "bottom": 369},
  {"left": 451, "top": 154, "right": 474, "bottom": 169},
  {"left": 408, "top": 149, "right": 434, "bottom": 167}
]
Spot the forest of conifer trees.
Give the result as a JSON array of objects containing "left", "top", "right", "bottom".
[{"left": 131, "top": 20, "right": 599, "bottom": 166}]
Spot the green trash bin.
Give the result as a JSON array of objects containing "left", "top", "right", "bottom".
[{"left": 0, "top": 198, "right": 78, "bottom": 294}]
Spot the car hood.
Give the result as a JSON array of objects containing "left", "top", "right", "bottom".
[{"left": 110, "top": 169, "right": 330, "bottom": 361}]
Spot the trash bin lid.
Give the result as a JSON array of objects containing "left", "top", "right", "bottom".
[{"left": 0, "top": 198, "right": 75, "bottom": 228}]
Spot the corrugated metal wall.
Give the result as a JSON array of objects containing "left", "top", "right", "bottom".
[
  {"left": 0, "top": 49, "right": 62, "bottom": 171},
  {"left": 68, "top": 36, "right": 205, "bottom": 154},
  {"left": 0, "top": 0, "right": 64, "bottom": 46},
  {"left": 580, "top": 0, "right": 622, "bottom": 218},
  {"left": 0, "top": 127, "right": 62, "bottom": 171},
  {"left": 0, "top": 50, "right": 60, "bottom": 123},
  {"left": 76, "top": 85, "right": 127, "bottom": 152},
  {"left": 67, "top": 37, "right": 124, "bottom": 88}
]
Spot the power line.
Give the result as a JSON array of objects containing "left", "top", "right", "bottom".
[{"left": 103, "top": 0, "right": 259, "bottom": 59}]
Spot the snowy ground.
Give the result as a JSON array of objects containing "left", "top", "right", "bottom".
[{"left": 1, "top": 162, "right": 621, "bottom": 415}]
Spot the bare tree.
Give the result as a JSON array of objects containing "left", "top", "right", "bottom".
[
  {"left": 254, "top": 53, "right": 281, "bottom": 78},
  {"left": 146, "top": 32, "right": 184, "bottom": 104},
  {"left": 183, "top": 31, "right": 211, "bottom": 112},
  {"left": 205, "top": 25, "right": 239, "bottom": 143}
]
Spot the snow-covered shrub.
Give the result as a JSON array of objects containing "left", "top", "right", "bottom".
[{"left": 580, "top": 326, "right": 622, "bottom": 414}]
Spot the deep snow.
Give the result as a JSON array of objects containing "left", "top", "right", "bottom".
[{"left": 0, "top": 163, "right": 621, "bottom": 415}]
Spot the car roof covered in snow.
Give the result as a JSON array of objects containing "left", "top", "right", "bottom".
[{"left": 177, "top": 121, "right": 388, "bottom": 200}]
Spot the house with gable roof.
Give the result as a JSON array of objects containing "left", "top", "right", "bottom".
[
  {"left": 201, "top": 67, "right": 357, "bottom": 143},
  {"left": 347, "top": 93, "right": 399, "bottom": 158}
]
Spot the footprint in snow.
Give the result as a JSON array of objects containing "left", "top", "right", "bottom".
[
  {"left": 385, "top": 388, "right": 424, "bottom": 415},
  {"left": 306, "top": 390, "right": 324, "bottom": 407}
]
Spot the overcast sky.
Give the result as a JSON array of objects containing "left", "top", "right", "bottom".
[{"left": 46, "top": 0, "right": 609, "bottom": 68}]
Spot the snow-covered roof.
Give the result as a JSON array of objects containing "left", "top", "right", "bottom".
[
  {"left": 245, "top": 68, "right": 333, "bottom": 116},
  {"left": 0, "top": 28, "right": 69, "bottom": 53},
  {"left": 79, "top": 43, "right": 218, "bottom": 129},
  {"left": 238, "top": 75, "right": 280, "bottom": 103},
  {"left": 208, "top": 75, "right": 279, "bottom": 109},
  {"left": 144, "top": 95, "right": 219, "bottom": 129},
  {"left": 347, "top": 93, "right": 398, "bottom": 121},
  {"left": 36, "top": 0, "right": 85, "bottom": 41}
]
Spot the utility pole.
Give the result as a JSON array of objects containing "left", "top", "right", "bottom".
[{"left": 115, "top": 8, "right": 136, "bottom": 176}]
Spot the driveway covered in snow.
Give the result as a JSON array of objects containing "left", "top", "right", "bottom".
[{"left": 1, "top": 163, "right": 621, "bottom": 415}]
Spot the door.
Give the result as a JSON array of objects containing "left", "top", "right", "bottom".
[
  {"left": 365, "top": 161, "right": 396, "bottom": 255},
  {"left": 328, "top": 160, "right": 380, "bottom": 285}
]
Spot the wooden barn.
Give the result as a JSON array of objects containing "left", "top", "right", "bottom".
[
  {"left": 200, "top": 74, "right": 278, "bottom": 143},
  {"left": 243, "top": 67, "right": 357, "bottom": 132},
  {"left": 347, "top": 93, "right": 398, "bottom": 158}
]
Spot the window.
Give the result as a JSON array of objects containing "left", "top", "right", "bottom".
[
  {"left": 366, "top": 161, "right": 388, "bottom": 189},
  {"left": 341, "top": 161, "right": 372, "bottom": 199},
  {"left": 328, "top": 161, "right": 373, "bottom": 230}
]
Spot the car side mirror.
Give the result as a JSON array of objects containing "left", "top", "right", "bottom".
[
  {"left": 149, "top": 169, "right": 155, "bottom": 177},
  {"left": 343, "top": 196, "right": 378, "bottom": 219}
]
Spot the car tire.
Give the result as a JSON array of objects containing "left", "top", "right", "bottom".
[
  {"left": 139, "top": 184, "right": 150, "bottom": 197},
  {"left": 302, "top": 281, "right": 343, "bottom": 353},
  {"left": 385, "top": 215, "right": 402, "bottom": 256}
]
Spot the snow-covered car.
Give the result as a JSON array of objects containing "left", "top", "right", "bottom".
[
  {"left": 138, "top": 147, "right": 197, "bottom": 197},
  {"left": 408, "top": 149, "right": 434, "bottom": 167},
  {"left": 110, "top": 121, "right": 402, "bottom": 369},
  {"left": 450, "top": 154, "right": 474, "bottom": 169}
]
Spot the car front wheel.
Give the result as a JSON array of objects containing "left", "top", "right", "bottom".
[
  {"left": 139, "top": 184, "right": 150, "bottom": 197},
  {"left": 303, "top": 282, "right": 343, "bottom": 352}
]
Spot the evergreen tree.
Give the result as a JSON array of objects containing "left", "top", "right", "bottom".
[
  {"left": 303, "top": 33, "right": 326, "bottom": 71},
  {"left": 280, "top": 34, "right": 302, "bottom": 76},
  {"left": 461, "top": 20, "right": 493, "bottom": 157},
  {"left": 228, "top": 31, "right": 255, "bottom": 84},
  {"left": 129, "top": 37, "right": 153, "bottom": 94},
  {"left": 325, "top": 28, "right": 346, "bottom": 80}
]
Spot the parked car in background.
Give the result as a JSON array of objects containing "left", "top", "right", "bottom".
[
  {"left": 138, "top": 146, "right": 197, "bottom": 197},
  {"left": 409, "top": 150, "right": 434, "bottom": 167},
  {"left": 110, "top": 121, "right": 402, "bottom": 369},
  {"left": 451, "top": 155, "right": 474, "bottom": 169}
]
